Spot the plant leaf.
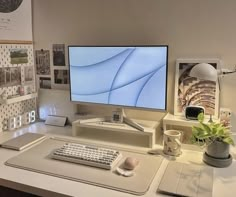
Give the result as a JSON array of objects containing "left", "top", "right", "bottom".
[
  {"left": 200, "top": 122, "right": 212, "bottom": 134},
  {"left": 197, "top": 113, "right": 204, "bottom": 122},
  {"left": 223, "top": 137, "right": 235, "bottom": 145}
]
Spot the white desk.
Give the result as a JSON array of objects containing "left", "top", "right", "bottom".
[{"left": 0, "top": 122, "right": 235, "bottom": 197}]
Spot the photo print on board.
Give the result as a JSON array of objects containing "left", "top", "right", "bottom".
[
  {"left": 24, "top": 66, "right": 34, "bottom": 83},
  {"left": 54, "top": 69, "right": 69, "bottom": 84},
  {"left": 39, "top": 77, "right": 51, "bottom": 89},
  {"left": 35, "top": 50, "right": 50, "bottom": 75},
  {"left": 10, "top": 67, "right": 21, "bottom": 85},
  {"left": 10, "top": 48, "right": 28, "bottom": 64},
  {"left": 0, "top": 67, "right": 21, "bottom": 87},
  {"left": 53, "top": 44, "right": 65, "bottom": 66}
]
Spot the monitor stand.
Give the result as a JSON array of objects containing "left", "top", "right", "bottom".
[
  {"left": 123, "top": 116, "right": 145, "bottom": 131},
  {"left": 77, "top": 108, "right": 145, "bottom": 131},
  {"left": 112, "top": 108, "right": 145, "bottom": 131}
]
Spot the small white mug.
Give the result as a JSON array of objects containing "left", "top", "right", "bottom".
[{"left": 163, "top": 130, "right": 182, "bottom": 156}]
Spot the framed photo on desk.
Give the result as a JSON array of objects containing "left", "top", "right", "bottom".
[{"left": 174, "top": 59, "right": 220, "bottom": 118}]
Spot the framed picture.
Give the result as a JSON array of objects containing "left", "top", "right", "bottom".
[
  {"left": 0, "top": 67, "right": 21, "bottom": 87},
  {"left": 51, "top": 69, "right": 69, "bottom": 90},
  {"left": 35, "top": 50, "right": 51, "bottom": 75},
  {"left": 10, "top": 48, "right": 28, "bottom": 64},
  {"left": 39, "top": 77, "right": 51, "bottom": 89},
  {"left": 0, "top": 0, "right": 32, "bottom": 42},
  {"left": 54, "top": 69, "right": 69, "bottom": 84},
  {"left": 24, "top": 66, "right": 34, "bottom": 83},
  {"left": 53, "top": 44, "right": 65, "bottom": 66},
  {"left": 174, "top": 59, "right": 220, "bottom": 118}
]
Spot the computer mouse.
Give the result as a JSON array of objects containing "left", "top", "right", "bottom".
[{"left": 123, "top": 157, "right": 139, "bottom": 170}]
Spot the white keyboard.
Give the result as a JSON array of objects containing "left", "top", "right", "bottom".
[{"left": 51, "top": 143, "right": 122, "bottom": 170}]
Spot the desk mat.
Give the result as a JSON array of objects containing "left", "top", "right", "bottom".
[{"left": 5, "top": 138, "right": 163, "bottom": 195}]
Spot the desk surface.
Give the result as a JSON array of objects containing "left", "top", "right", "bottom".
[{"left": 0, "top": 122, "right": 235, "bottom": 197}]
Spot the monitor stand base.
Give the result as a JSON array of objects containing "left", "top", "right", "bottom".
[
  {"left": 77, "top": 108, "right": 145, "bottom": 131},
  {"left": 120, "top": 108, "right": 145, "bottom": 131},
  {"left": 123, "top": 116, "right": 145, "bottom": 131}
]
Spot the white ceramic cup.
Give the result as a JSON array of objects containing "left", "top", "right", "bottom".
[{"left": 163, "top": 130, "right": 182, "bottom": 156}]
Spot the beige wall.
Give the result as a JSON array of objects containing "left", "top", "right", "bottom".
[{"left": 33, "top": 0, "right": 236, "bottom": 130}]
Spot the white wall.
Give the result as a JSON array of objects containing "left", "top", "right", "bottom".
[{"left": 32, "top": 0, "right": 236, "bottom": 130}]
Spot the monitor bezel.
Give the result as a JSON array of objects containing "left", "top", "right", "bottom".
[{"left": 68, "top": 45, "right": 168, "bottom": 112}]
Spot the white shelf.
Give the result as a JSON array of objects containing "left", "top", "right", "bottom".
[
  {"left": 0, "top": 93, "right": 37, "bottom": 105},
  {"left": 72, "top": 118, "right": 159, "bottom": 148},
  {"left": 163, "top": 113, "right": 219, "bottom": 131}
]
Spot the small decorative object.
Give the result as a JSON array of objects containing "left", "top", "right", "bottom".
[
  {"left": 18, "top": 86, "right": 24, "bottom": 96},
  {"left": 220, "top": 108, "right": 231, "bottom": 128},
  {"left": 111, "top": 108, "right": 123, "bottom": 123},
  {"left": 191, "top": 113, "right": 235, "bottom": 167},
  {"left": 163, "top": 130, "right": 182, "bottom": 156},
  {"left": 185, "top": 105, "right": 205, "bottom": 120}
]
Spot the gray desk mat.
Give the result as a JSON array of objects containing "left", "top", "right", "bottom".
[{"left": 5, "top": 138, "right": 163, "bottom": 195}]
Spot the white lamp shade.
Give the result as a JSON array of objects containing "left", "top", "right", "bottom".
[{"left": 189, "top": 63, "right": 218, "bottom": 81}]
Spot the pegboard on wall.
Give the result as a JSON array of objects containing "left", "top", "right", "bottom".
[{"left": 0, "top": 44, "right": 36, "bottom": 132}]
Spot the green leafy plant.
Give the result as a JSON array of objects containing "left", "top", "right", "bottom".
[{"left": 191, "top": 113, "right": 235, "bottom": 147}]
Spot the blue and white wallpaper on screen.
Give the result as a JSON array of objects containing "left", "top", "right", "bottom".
[{"left": 69, "top": 46, "right": 167, "bottom": 110}]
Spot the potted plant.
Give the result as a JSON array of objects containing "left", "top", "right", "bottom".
[{"left": 190, "top": 113, "right": 235, "bottom": 167}]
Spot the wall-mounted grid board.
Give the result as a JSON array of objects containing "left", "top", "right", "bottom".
[{"left": 0, "top": 44, "right": 36, "bottom": 132}]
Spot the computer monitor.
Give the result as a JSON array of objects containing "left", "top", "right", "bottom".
[{"left": 68, "top": 45, "right": 168, "bottom": 111}]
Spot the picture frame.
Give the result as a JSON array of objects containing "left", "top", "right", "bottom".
[
  {"left": 24, "top": 65, "right": 34, "bottom": 84},
  {"left": 0, "top": 0, "right": 32, "bottom": 43},
  {"left": 0, "top": 67, "right": 21, "bottom": 87},
  {"left": 174, "top": 59, "right": 220, "bottom": 118},
  {"left": 35, "top": 50, "right": 51, "bottom": 75},
  {"left": 53, "top": 44, "right": 66, "bottom": 66},
  {"left": 51, "top": 69, "right": 70, "bottom": 90},
  {"left": 10, "top": 48, "right": 28, "bottom": 64}
]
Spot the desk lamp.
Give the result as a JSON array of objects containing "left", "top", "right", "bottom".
[{"left": 190, "top": 62, "right": 236, "bottom": 81}]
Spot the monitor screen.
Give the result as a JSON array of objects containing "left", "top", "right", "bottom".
[{"left": 68, "top": 46, "right": 168, "bottom": 111}]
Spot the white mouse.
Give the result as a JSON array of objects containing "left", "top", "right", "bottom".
[{"left": 123, "top": 157, "right": 139, "bottom": 170}]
